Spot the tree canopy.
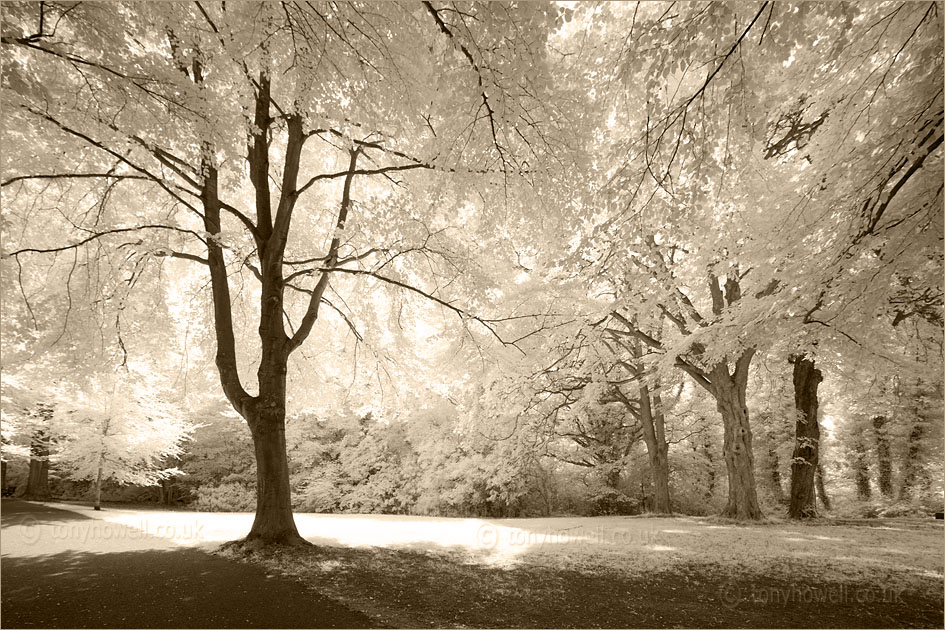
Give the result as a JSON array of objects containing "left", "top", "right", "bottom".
[{"left": 2, "top": 1, "right": 941, "bottom": 537}]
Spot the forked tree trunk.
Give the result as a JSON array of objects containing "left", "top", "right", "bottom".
[
  {"left": 159, "top": 478, "right": 177, "bottom": 505},
  {"left": 789, "top": 355, "right": 822, "bottom": 519},
  {"left": 710, "top": 361, "right": 763, "bottom": 520},
  {"left": 871, "top": 415, "right": 893, "bottom": 497},
  {"left": 198, "top": 88, "right": 360, "bottom": 546},
  {"left": 201, "top": 149, "right": 307, "bottom": 547}
]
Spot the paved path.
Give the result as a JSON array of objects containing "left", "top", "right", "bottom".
[{"left": 1, "top": 500, "right": 378, "bottom": 628}]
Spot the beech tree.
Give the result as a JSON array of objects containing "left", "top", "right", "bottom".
[
  {"left": 787, "top": 354, "right": 824, "bottom": 519},
  {"left": 557, "top": 1, "right": 942, "bottom": 520},
  {"left": 1, "top": 1, "right": 571, "bottom": 544},
  {"left": 52, "top": 365, "right": 195, "bottom": 510}
]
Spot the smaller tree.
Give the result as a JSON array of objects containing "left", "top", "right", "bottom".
[
  {"left": 1, "top": 371, "right": 57, "bottom": 500},
  {"left": 53, "top": 366, "right": 195, "bottom": 510},
  {"left": 787, "top": 354, "right": 824, "bottom": 519}
]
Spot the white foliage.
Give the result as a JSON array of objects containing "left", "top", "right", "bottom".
[{"left": 52, "top": 366, "right": 196, "bottom": 486}]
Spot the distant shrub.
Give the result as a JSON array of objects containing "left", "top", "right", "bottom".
[
  {"left": 294, "top": 474, "right": 345, "bottom": 513},
  {"left": 192, "top": 482, "right": 255, "bottom": 512},
  {"left": 588, "top": 487, "right": 640, "bottom": 516}
]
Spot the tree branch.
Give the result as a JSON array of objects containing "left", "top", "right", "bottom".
[
  {"left": 286, "top": 147, "right": 361, "bottom": 354},
  {"left": 2, "top": 173, "right": 149, "bottom": 187},
  {"left": 5, "top": 224, "right": 206, "bottom": 258}
]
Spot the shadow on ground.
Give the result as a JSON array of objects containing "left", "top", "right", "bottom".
[
  {"left": 1, "top": 500, "right": 378, "bottom": 629},
  {"left": 231, "top": 543, "right": 945, "bottom": 629},
  {"left": 0, "top": 499, "right": 94, "bottom": 529}
]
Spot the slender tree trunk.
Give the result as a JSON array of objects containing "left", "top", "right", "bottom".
[
  {"left": 710, "top": 361, "right": 763, "bottom": 520},
  {"left": 24, "top": 430, "right": 50, "bottom": 501},
  {"left": 851, "top": 430, "right": 872, "bottom": 500},
  {"left": 604, "top": 465, "right": 621, "bottom": 490},
  {"left": 639, "top": 384, "right": 671, "bottom": 514},
  {"left": 768, "top": 440, "right": 786, "bottom": 503},
  {"left": 815, "top": 462, "right": 831, "bottom": 511},
  {"left": 898, "top": 421, "right": 924, "bottom": 500},
  {"left": 1, "top": 460, "right": 6, "bottom": 492},
  {"left": 702, "top": 431, "right": 716, "bottom": 501},
  {"left": 871, "top": 415, "right": 893, "bottom": 497},
  {"left": 788, "top": 355, "right": 822, "bottom": 519},
  {"left": 159, "top": 478, "right": 177, "bottom": 505},
  {"left": 94, "top": 454, "right": 104, "bottom": 511}
]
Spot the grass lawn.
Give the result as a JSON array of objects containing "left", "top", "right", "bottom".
[
  {"left": 7, "top": 502, "right": 943, "bottom": 627},
  {"left": 215, "top": 513, "right": 943, "bottom": 628}
]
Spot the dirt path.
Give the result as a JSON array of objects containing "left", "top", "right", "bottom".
[{"left": 0, "top": 500, "right": 378, "bottom": 628}]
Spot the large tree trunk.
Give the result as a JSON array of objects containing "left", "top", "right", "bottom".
[
  {"left": 23, "top": 430, "right": 50, "bottom": 501},
  {"left": 648, "top": 441, "right": 671, "bottom": 513},
  {"left": 710, "top": 359, "right": 763, "bottom": 520},
  {"left": 246, "top": 414, "right": 301, "bottom": 544},
  {"left": 871, "top": 415, "right": 893, "bottom": 497},
  {"left": 850, "top": 430, "right": 872, "bottom": 500},
  {"left": 788, "top": 355, "right": 823, "bottom": 519},
  {"left": 639, "top": 384, "right": 671, "bottom": 514}
]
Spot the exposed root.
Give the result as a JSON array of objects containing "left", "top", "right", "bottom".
[{"left": 217, "top": 533, "right": 313, "bottom": 556}]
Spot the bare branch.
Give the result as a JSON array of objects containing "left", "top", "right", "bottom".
[
  {"left": 5, "top": 224, "right": 206, "bottom": 258},
  {"left": 2, "top": 173, "right": 149, "bottom": 187}
]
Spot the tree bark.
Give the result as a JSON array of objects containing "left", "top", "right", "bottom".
[
  {"left": 898, "top": 421, "right": 924, "bottom": 500},
  {"left": 788, "top": 355, "right": 823, "bottom": 519},
  {"left": 702, "top": 431, "right": 716, "bottom": 501},
  {"left": 603, "top": 465, "right": 621, "bottom": 490},
  {"left": 871, "top": 415, "right": 893, "bottom": 497},
  {"left": 199, "top": 133, "right": 306, "bottom": 546},
  {"left": 23, "top": 429, "right": 50, "bottom": 501},
  {"left": 709, "top": 358, "right": 763, "bottom": 520},
  {"left": 245, "top": 406, "right": 302, "bottom": 544},
  {"left": 159, "top": 478, "right": 177, "bottom": 505},
  {"left": 197, "top": 87, "right": 360, "bottom": 546},
  {"left": 638, "top": 384, "right": 671, "bottom": 514},
  {"left": 815, "top": 462, "right": 831, "bottom": 511},
  {"left": 767, "top": 441, "right": 786, "bottom": 504},
  {"left": 851, "top": 430, "right": 872, "bottom": 500},
  {"left": 94, "top": 454, "right": 104, "bottom": 510}
]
